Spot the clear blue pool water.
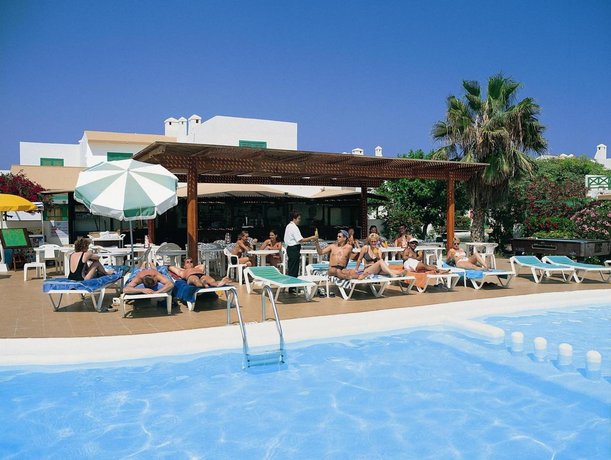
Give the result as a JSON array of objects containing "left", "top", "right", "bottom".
[{"left": 0, "top": 305, "right": 609, "bottom": 459}]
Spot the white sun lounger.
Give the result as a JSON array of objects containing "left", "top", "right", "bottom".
[
  {"left": 441, "top": 263, "right": 514, "bottom": 290},
  {"left": 404, "top": 271, "right": 460, "bottom": 293},
  {"left": 542, "top": 256, "right": 611, "bottom": 283},
  {"left": 43, "top": 271, "right": 124, "bottom": 312},
  {"left": 120, "top": 266, "right": 174, "bottom": 317},
  {"left": 509, "top": 255, "right": 578, "bottom": 283},
  {"left": 244, "top": 266, "right": 317, "bottom": 301},
  {"left": 306, "top": 262, "right": 416, "bottom": 300}
]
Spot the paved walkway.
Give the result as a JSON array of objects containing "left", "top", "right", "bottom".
[{"left": 2, "top": 259, "right": 608, "bottom": 338}]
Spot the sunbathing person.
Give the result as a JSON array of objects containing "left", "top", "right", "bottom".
[
  {"left": 315, "top": 230, "right": 358, "bottom": 279},
  {"left": 446, "top": 238, "right": 489, "bottom": 270},
  {"left": 347, "top": 227, "right": 361, "bottom": 260},
  {"left": 232, "top": 231, "right": 257, "bottom": 267},
  {"left": 67, "top": 238, "right": 114, "bottom": 281},
  {"left": 123, "top": 264, "right": 174, "bottom": 294},
  {"left": 354, "top": 233, "right": 405, "bottom": 278},
  {"left": 393, "top": 224, "right": 413, "bottom": 250},
  {"left": 259, "top": 229, "right": 283, "bottom": 268},
  {"left": 402, "top": 238, "right": 449, "bottom": 273},
  {"left": 169, "top": 258, "right": 231, "bottom": 288}
]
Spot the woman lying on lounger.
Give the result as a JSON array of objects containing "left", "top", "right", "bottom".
[
  {"left": 169, "top": 258, "right": 231, "bottom": 288},
  {"left": 354, "top": 233, "right": 405, "bottom": 278},
  {"left": 67, "top": 238, "right": 114, "bottom": 281},
  {"left": 446, "top": 238, "right": 488, "bottom": 270}
]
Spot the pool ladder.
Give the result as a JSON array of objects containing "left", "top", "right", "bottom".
[{"left": 236, "top": 284, "right": 285, "bottom": 368}]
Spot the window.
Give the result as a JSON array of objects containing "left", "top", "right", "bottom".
[
  {"left": 44, "top": 205, "right": 68, "bottom": 221},
  {"left": 239, "top": 140, "right": 267, "bottom": 149},
  {"left": 40, "top": 158, "right": 64, "bottom": 166},
  {"left": 107, "top": 152, "right": 132, "bottom": 161}
]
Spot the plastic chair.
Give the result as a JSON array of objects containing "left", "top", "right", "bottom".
[{"left": 224, "top": 247, "right": 247, "bottom": 284}]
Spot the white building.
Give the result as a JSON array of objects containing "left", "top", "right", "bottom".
[
  {"left": 593, "top": 144, "right": 610, "bottom": 169},
  {"left": 19, "top": 114, "right": 298, "bottom": 167}
]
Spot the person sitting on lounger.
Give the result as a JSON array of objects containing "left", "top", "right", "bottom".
[
  {"left": 68, "top": 238, "right": 114, "bottom": 281},
  {"left": 393, "top": 224, "right": 413, "bottom": 250},
  {"left": 259, "top": 229, "right": 283, "bottom": 268},
  {"left": 446, "top": 238, "right": 489, "bottom": 270},
  {"left": 123, "top": 264, "right": 174, "bottom": 294},
  {"left": 402, "top": 238, "right": 449, "bottom": 273},
  {"left": 169, "top": 258, "right": 231, "bottom": 288},
  {"left": 315, "top": 230, "right": 358, "bottom": 280},
  {"left": 232, "top": 231, "right": 257, "bottom": 267},
  {"left": 347, "top": 227, "right": 361, "bottom": 260},
  {"left": 354, "top": 233, "right": 405, "bottom": 278}
]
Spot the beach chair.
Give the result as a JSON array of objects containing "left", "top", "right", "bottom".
[
  {"left": 509, "top": 255, "right": 578, "bottom": 283},
  {"left": 400, "top": 271, "right": 460, "bottom": 293},
  {"left": 306, "top": 262, "right": 416, "bottom": 300},
  {"left": 43, "top": 269, "right": 124, "bottom": 312},
  {"left": 173, "top": 279, "right": 240, "bottom": 323},
  {"left": 542, "top": 256, "right": 611, "bottom": 283},
  {"left": 120, "top": 265, "right": 174, "bottom": 317},
  {"left": 441, "top": 262, "right": 514, "bottom": 289},
  {"left": 244, "top": 266, "right": 317, "bottom": 301}
]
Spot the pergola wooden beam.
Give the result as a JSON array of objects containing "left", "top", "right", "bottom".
[{"left": 134, "top": 142, "right": 486, "bottom": 261}]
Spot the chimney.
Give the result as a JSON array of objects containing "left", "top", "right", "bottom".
[
  {"left": 164, "top": 116, "right": 187, "bottom": 139},
  {"left": 188, "top": 114, "right": 202, "bottom": 138},
  {"left": 374, "top": 146, "right": 383, "bottom": 157},
  {"left": 594, "top": 144, "right": 607, "bottom": 165},
  {"left": 352, "top": 148, "right": 364, "bottom": 156}
]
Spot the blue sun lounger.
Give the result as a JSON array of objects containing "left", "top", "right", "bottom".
[
  {"left": 542, "top": 256, "right": 611, "bottom": 283},
  {"left": 441, "top": 262, "right": 514, "bottom": 289},
  {"left": 43, "top": 270, "right": 125, "bottom": 312},
  {"left": 509, "top": 255, "right": 578, "bottom": 283}
]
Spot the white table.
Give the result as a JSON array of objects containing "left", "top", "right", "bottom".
[
  {"left": 300, "top": 248, "right": 320, "bottom": 275},
  {"left": 155, "top": 249, "right": 187, "bottom": 267},
  {"left": 248, "top": 249, "right": 280, "bottom": 267},
  {"left": 380, "top": 246, "right": 404, "bottom": 261},
  {"left": 465, "top": 242, "right": 498, "bottom": 268},
  {"left": 415, "top": 245, "right": 445, "bottom": 266}
]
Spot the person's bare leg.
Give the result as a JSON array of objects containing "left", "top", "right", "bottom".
[
  {"left": 187, "top": 274, "right": 205, "bottom": 287},
  {"left": 471, "top": 252, "right": 489, "bottom": 269},
  {"left": 84, "top": 260, "right": 112, "bottom": 280},
  {"left": 457, "top": 260, "right": 484, "bottom": 271}
]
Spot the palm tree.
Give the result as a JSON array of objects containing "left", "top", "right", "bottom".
[{"left": 432, "top": 74, "right": 547, "bottom": 241}]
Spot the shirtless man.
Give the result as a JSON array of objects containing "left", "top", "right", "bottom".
[
  {"left": 123, "top": 266, "right": 174, "bottom": 294},
  {"left": 315, "top": 230, "right": 360, "bottom": 279},
  {"left": 169, "top": 258, "right": 231, "bottom": 288}
]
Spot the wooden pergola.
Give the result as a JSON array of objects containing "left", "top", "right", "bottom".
[{"left": 134, "top": 142, "right": 487, "bottom": 261}]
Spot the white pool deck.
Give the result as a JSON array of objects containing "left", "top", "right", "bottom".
[{"left": 2, "top": 289, "right": 609, "bottom": 367}]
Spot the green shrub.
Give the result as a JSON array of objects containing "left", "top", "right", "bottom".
[{"left": 532, "top": 229, "right": 575, "bottom": 239}]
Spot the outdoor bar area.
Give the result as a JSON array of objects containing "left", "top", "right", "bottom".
[{"left": 133, "top": 142, "right": 487, "bottom": 261}]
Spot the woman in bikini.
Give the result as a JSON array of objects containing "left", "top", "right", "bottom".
[
  {"left": 67, "top": 238, "right": 114, "bottom": 281},
  {"left": 259, "top": 229, "right": 283, "bottom": 268},
  {"left": 446, "top": 238, "right": 489, "bottom": 270},
  {"left": 169, "top": 258, "right": 231, "bottom": 288},
  {"left": 354, "top": 233, "right": 404, "bottom": 278}
]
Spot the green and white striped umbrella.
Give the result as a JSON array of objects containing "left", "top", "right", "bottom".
[
  {"left": 74, "top": 159, "right": 178, "bottom": 221},
  {"left": 75, "top": 159, "right": 178, "bottom": 269}
]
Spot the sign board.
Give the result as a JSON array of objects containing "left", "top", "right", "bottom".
[{"left": 0, "top": 228, "right": 32, "bottom": 249}]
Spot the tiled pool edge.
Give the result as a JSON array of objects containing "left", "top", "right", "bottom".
[{"left": 1, "top": 289, "right": 609, "bottom": 366}]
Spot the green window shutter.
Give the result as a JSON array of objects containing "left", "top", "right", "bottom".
[
  {"left": 40, "top": 158, "right": 64, "bottom": 166},
  {"left": 239, "top": 140, "right": 267, "bottom": 149},
  {"left": 107, "top": 152, "right": 132, "bottom": 161}
]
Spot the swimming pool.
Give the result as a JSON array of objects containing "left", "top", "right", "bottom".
[{"left": 0, "top": 292, "right": 609, "bottom": 459}]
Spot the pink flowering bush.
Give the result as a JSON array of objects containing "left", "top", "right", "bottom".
[{"left": 571, "top": 201, "right": 611, "bottom": 240}]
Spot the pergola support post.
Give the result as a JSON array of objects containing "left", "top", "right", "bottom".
[
  {"left": 147, "top": 219, "right": 155, "bottom": 245},
  {"left": 187, "top": 163, "right": 198, "bottom": 261},
  {"left": 360, "top": 186, "right": 368, "bottom": 239},
  {"left": 446, "top": 174, "right": 455, "bottom": 251}
]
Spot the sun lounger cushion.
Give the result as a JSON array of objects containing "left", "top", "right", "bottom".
[
  {"left": 125, "top": 265, "right": 173, "bottom": 291},
  {"left": 43, "top": 272, "right": 123, "bottom": 293},
  {"left": 249, "top": 266, "right": 313, "bottom": 287},
  {"left": 173, "top": 279, "right": 218, "bottom": 303}
]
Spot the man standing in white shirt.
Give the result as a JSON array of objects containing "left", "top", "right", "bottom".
[{"left": 283, "top": 211, "right": 317, "bottom": 291}]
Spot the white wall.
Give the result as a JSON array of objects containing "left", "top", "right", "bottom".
[
  {"left": 193, "top": 116, "right": 297, "bottom": 149},
  {"left": 19, "top": 142, "right": 81, "bottom": 166}
]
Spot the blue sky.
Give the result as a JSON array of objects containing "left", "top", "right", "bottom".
[{"left": 1, "top": 0, "right": 610, "bottom": 169}]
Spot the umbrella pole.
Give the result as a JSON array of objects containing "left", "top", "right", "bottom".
[{"left": 129, "top": 221, "right": 135, "bottom": 272}]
